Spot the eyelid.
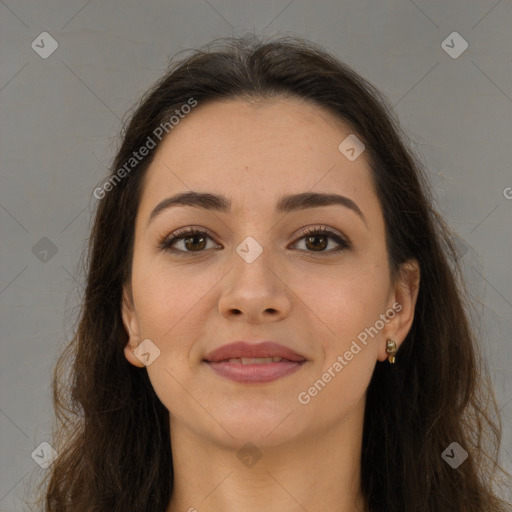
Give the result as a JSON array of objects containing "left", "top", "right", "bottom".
[
  {"left": 291, "top": 225, "right": 351, "bottom": 253},
  {"left": 157, "top": 225, "right": 219, "bottom": 251},
  {"left": 158, "top": 224, "right": 351, "bottom": 254},
  {"left": 295, "top": 225, "right": 349, "bottom": 243}
]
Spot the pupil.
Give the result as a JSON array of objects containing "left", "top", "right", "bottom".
[
  {"left": 306, "top": 235, "right": 327, "bottom": 251},
  {"left": 185, "top": 235, "right": 206, "bottom": 251}
]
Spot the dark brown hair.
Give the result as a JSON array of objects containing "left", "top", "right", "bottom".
[{"left": 28, "top": 34, "right": 511, "bottom": 511}]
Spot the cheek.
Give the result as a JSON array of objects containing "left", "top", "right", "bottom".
[
  {"left": 131, "top": 256, "right": 216, "bottom": 338},
  {"left": 298, "top": 293, "right": 379, "bottom": 417},
  {"left": 291, "top": 262, "right": 389, "bottom": 408},
  {"left": 299, "top": 351, "right": 375, "bottom": 424},
  {"left": 291, "top": 259, "right": 389, "bottom": 339}
]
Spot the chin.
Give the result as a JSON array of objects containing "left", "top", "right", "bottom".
[{"left": 207, "top": 401, "right": 306, "bottom": 445}]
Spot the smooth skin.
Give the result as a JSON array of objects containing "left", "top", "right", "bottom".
[{"left": 122, "top": 97, "right": 420, "bottom": 512}]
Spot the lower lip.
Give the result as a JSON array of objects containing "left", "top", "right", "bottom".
[{"left": 204, "top": 361, "right": 305, "bottom": 383}]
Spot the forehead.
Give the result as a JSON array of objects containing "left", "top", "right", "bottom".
[{"left": 138, "top": 97, "right": 380, "bottom": 224}]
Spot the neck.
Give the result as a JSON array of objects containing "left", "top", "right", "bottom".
[{"left": 166, "top": 398, "right": 369, "bottom": 512}]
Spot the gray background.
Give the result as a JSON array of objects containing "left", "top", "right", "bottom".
[{"left": 1, "top": 0, "right": 511, "bottom": 509}]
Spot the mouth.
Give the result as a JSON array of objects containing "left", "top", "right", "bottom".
[
  {"left": 203, "top": 341, "right": 307, "bottom": 384},
  {"left": 218, "top": 356, "right": 295, "bottom": 364}
]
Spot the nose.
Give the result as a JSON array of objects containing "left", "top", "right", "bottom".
[{"left": 218, "top": 244, "right": 292, "bottom": 323}]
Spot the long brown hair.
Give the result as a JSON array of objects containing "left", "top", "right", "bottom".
[{"left": 27, "top": 34, "right": 511, "bottom": 511}]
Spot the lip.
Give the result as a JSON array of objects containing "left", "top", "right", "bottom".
[
  {"left": 203, "top": 341, "right": 307, "bottom": 384},
  {"left": 203, "top": 341, "right": 306, "bottom": 362}
]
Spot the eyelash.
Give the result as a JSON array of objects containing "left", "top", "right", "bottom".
[{"left": 158, "top": 225, "right": 351, "bottom": 256}]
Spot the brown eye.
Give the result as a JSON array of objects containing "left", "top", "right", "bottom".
[
  {"left": 293, "top": 226, "right": 350, "bottom": 254},
  {"left": 159, "top": 228, "right": 219, "bottom": 254},
  {"left": 304, "top": 234, "right": 329, "bottom": 251},
  {"left": 159, "top": 226, "right": 350, "bottom": 256},
  {"left": 182, "top": 233, "right": 207, "bottom": 251}
]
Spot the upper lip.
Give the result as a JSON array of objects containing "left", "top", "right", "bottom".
[{"left": 203, "top": 341, "right": 307, "bottom": 362}]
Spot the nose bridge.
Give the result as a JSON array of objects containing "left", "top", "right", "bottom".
[
  {"left": 218, "top": 232, "right": 291, "bottom": 320},
  {"left": 229, "top": 205, "right": 275, "bottom": 267},
  {"left": 231, "top": 233, "right": 275, "bottom": 291}
]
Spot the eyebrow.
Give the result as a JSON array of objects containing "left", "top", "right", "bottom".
[{"left": 147, "top": 190, "right": 368, "bottom": 227}]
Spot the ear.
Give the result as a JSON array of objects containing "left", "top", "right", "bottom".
[
  {"left": 378, "top": 258, "right": 421, "bottom": 362},
  {"left": 121, "top": 284, "right": 145, "bottom": 368}
]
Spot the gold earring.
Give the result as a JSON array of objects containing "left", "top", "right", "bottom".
[{"left": 386, "top": 339, "right": 397, "bottom": 364}]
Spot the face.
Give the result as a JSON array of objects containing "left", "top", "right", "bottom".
[{"left": 122, "top": 97, "right": 419, "bottom": 448}]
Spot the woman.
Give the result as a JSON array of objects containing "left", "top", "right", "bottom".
[{"left": 31, "top": 35, "right": 511, "bottom": 511}]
